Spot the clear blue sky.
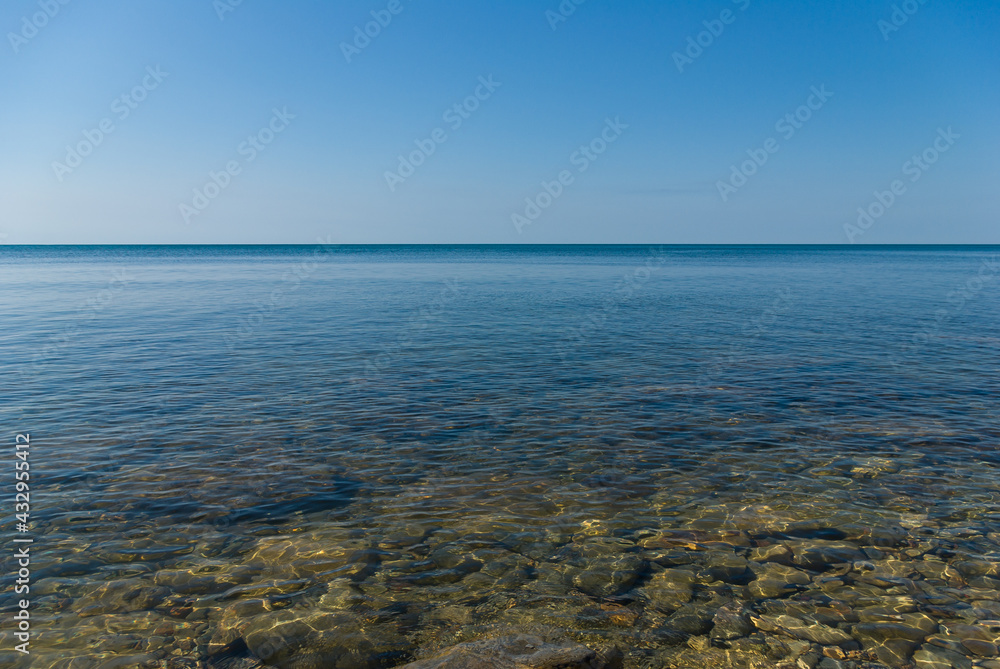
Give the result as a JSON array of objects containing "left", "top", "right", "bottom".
[{"left": 1, "top": 0, "right": 997, "bottom": 244}]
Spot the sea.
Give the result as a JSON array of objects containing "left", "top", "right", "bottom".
[{"left": 1, "top": 245, "right": 999, "bottom": 668}]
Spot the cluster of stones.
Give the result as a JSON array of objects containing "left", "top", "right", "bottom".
[{"left": 11, "top": 515, "right": 1000, "bottom": 669}]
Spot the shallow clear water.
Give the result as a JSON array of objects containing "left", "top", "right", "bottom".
[{"left": 2, "top": 245, "right": 999, "bottom": 669}]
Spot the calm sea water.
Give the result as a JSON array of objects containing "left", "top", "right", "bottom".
[{"left": 2, "top": 245, "right": 999, "bottom": 669}]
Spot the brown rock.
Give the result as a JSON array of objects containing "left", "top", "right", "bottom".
[
  {"left": 871, "top": 639, "right": 918, "bottom": 668},
  {"left": 943, "top": 623, "right": 993, "bottom": 641},
  {"left": 853, "top": 622, "right": 930, "bottom": 643},
  {"left": 398, "top": 634, "right": 607, "bottom": 669},
  {"left": 913, "top": 644, "right": 973, "bottom": 669},
  {"left": 961, "top": 638, "right": 998, "bottom": 657},
  {"left": 750, "top": 543, "right": 794, "bottom": 565},
  {"left": 823, "top": 646, "right": 846, "bottom": 660}
]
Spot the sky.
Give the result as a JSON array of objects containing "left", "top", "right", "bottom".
[{"left": 0, "top": 0, "right": 997, "bottom": 244}]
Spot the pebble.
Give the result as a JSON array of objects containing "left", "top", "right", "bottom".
[
  {"left": 797, "top": 651, "right": 821, "bottom": 668},
  {"left": 790, "top": 541, "right": 867, "bottom": 571},
  {"left": 871, "top": 638, "right": 918, "bottom": 668},
  {"left": 960, "top": 638, "right": 997, "bottom": 656},
  {"left": 665, "top": 602, "right": 717, "bottom": 636},
  {"left": 748, "top": 562, "right": 812, "bottom": 599},
  {"left": 568, "top": 554, "right": 646, "bottom": 599},
  {"left": 853, "top": 622, "right": 929, "bottom": 644},
  {"left": 913, "top": 644, "right": 974, "bottom": 669},
  {"left": 750, "top": 543, "right": 795, "bottom": 565},
  {"left": 704, "top": 552, "right": 752, "bottom": 584},
  {"left": 643, "top": 568, "right": 695, "bottom": 612},
  {"left": 753, "top": 614, "right": 856, "bottom": 647},
  {"left": 711, "top": 604, "right": 754, "bottom": 640}
]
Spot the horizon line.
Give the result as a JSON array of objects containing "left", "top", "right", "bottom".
[{"left": 2, "top": 243, "right": 1000, "bottom": 248}]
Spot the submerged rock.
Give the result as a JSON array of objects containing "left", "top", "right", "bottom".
[
  {"left": 710, "top": 604, "right": 754, "bottom": 641},
  {"left": 747, "top": 562, "right": 812, "bottom": 599},
  {"left": 72, "top": 577, "right": 169, "bottom": 616},
  {"left": 751, "top": 614, "right": 856, "bottom": 648},
  {"left": 961, "top": 638, "right": 999, "bottom": 657},
  {"left": 664, "top": 602, "right": 717, "bottom": 636},
  {"left": 642, "top": 568, "right": 695, "bottom": 612},
  {"left": 789, "top": 541, "right": 866, "bottom": 571},
  {"left": 749, "top": 543, "right": 794, "bottom": 565},
  {"left": 397, "top": 634, "right": 607, "bottom": 669},
  {"left": 913, "top": 643, "right": 974, "bottom": 669},
  {"left": 239, "top": 610, "right": 411, "bottom": 669},
  {"left": 566, "top": 554, "right": 646, "bottom": 599},
  {"left": 704, "top": 552, "right": 752, "bottom": 584},
  {"left": 867, "top": 638, "right": 918, "bottom": 668},
  {"left": 853, "top": 622, "right": 931, "bottom": 644},
  {"left": 207, "top": 639, "right": 267, "bottom": 669}
]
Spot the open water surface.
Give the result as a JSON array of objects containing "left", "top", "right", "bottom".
[{"left": 2, "top": 245, "right": 999, "bottom": 668}]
